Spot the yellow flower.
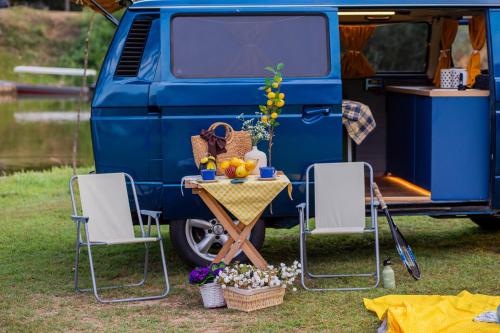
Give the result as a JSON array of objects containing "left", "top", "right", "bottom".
[
  {"left": 279, "top": 93, "right": 285, "bottom": 99},
  {"left": 266, "top": 99, "right": 273, "bottom": 106},
  {"left": 261, "top": 115, "right": 269, "bottom": 123},
  {"left": 271, "top": 112, "right": 278, "bottom": 119},
  {"left": 276, "top": 100, "right": 285, "bottom": 107},
  {"left": 272, "top": 82, "right": 279, "bottom": 89},
  {"left": 267, "top": 92, "right": 276, "bottom": 99},
  {"left": 265, "top": 88, "right": 271, "bottom": 93},
  {"left": 276, "top": 77, "right": 283, "bottom": 83}
]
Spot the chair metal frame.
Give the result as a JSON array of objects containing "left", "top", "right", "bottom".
[
  {"left": 69, "top": 173, "right": 170, "bottom": 303},
  {"left": 297, "top": 162, "right": 380, "bottom": 291}
]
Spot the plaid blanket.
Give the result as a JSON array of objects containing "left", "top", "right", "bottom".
[{"left": 342, "top": 100, "right": 376, "bottom": 145}]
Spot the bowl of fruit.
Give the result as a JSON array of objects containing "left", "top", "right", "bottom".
[{"left": 220, "top": 158, "right": 257, "bottom": 179}]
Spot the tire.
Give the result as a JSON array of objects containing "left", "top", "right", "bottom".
[
  {"left": 470, "top": 215, "right": 500, "bottom": 230},
  {"left": 170, "top": 218, "right": 266, "bottom": 267}
]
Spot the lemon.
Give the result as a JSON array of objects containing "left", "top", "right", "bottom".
[
  {"left": 220, "top": 160, "right": 230, "bottom": 171},
  {"left": 265, "top": 88, "right": 271, "bottom": 93},
  {"left": 266, "top": 100, "right": 273, "bottom": 106},
  {"left": 276, "top": 77, "right": 282, "bottom": 83},
  {"left": 271, "top": 112, "right": 278, "bottom": 119},
  {"left": 279, "top": 93, "right": 285, "bottom": 99},
  {"left": 267, "top": 92, "right": 276, "bottom": 99},
  {"left": 200, "top": 157, "right": 208, "bottom": 164},
  {"left": 276, "top": 100, "right": 285, "bottom": 107},
  {"left": 235, "top": 165, "right": 248, "bottom": 178},
  {"left": 261, "top": 115, "right": 269, "bottom": 123},
  {"left": 272, "top": 82, "right": 279, "bottom": 89},
  {"left": 245, "top": 159, "right": 257, "bottom": 172},
  {"left": 230, "top": 157, "right": 241, "bottom": 167}
]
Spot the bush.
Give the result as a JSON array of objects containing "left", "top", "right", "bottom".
[{"left": 60, "top": 9, "right": 122, "bottom": 72}]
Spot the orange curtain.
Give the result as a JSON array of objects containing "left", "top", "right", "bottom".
[
  {"left": 74, "top": 0, "right": 123, "bottom": 13},
  {"left": 467, "top": 15, "right": 486, "bottom": 87},
  {"left": 433, "top": 19, "right": 459, "bottom": 86},
  {"left": 340, "top": 25, "right": 376, "bottom": 79}
]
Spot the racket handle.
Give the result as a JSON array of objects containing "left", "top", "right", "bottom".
[{"left": 372, "top": 183, "right": 387, "bottom": 209}]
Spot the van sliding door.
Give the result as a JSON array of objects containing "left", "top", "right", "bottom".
[{"left": 150, "top": 8, "right": 342, "bottom": 219}]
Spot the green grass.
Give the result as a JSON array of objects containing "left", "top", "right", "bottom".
[
  {"left": 0, "top": 7, "right": 116, "bottom": 86},
  {"left": 0, "top": 168, "right": 498, "bottom": 332}
]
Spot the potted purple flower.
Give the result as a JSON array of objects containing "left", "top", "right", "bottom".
[{"left": 189, "top": 263, "right": 226, "bottom": 308}]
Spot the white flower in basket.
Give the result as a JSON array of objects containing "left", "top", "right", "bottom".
[{"left": 215, "top": 261, "right": 302, "bottom": 312}]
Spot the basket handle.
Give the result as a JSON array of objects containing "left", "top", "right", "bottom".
[{"left": 208, "top": 122, "right": 235, "bottom": 144}]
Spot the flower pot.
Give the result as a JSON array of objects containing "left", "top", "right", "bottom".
[
  {"left": 199, "top": 282, "right": 226, "bottom": 309},
  {"left": 244, "top": 146, "right": 267, "bottom": 175},
  {"left": 222, "top": 286, "right": 285, "bottom": 312}
]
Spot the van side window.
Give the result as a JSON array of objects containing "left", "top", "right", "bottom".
[
  {"left": 362, "top": 22, "right": 429, "bottom": 73},
  {"left": 452, "top": 24, "right": 488, "bottom": 70},
  {"left": 171, "top": 15, "right": 330, "bottom": 78}
]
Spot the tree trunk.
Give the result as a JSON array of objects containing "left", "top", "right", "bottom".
[{"left": 72, "top": 13, "right": 96, "bottom": 175}]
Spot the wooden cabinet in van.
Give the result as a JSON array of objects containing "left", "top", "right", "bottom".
[{"left": 386, "top": 86, "right": 490, "bottom": 201}]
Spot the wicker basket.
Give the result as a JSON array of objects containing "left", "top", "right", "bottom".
[
  {"left": 200, "top": 282, "right": 226, "bottom": 309},
  {"left": 191, "top": 122, "right": 252, "bottom": 175},
  {"left": 223, "top": 286, "right": 286, "bottom": 312}
]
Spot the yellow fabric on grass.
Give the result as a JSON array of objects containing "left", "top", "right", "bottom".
[{"left": 364, "top": 291, "right": 500, "bottom": 333}]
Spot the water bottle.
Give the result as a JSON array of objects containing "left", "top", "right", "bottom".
[{"left": 382, "top": 258, "right": 396, "bottom": 289}]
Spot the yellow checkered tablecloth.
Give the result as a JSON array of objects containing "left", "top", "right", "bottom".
[{"left": 197, "top": 175, "right": 292, "bottom": 225}]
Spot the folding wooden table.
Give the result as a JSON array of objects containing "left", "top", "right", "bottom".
[{"left": 184, "top": 175, "right": 291, "bottom": 269}]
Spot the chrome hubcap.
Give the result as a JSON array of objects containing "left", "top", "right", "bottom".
[{"left": 185, "top": 218, "right": 246, "bottom": 262}]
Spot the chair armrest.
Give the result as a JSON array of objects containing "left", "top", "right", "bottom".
[
  {"left": 296, "top": 203, "right": 306, "bottom": 210},
  {"left": 140, "top": 210, "right": 162, "bottom": 219},
  {"left": 140, "top": 210, "right": 163, "bottom": 237},
  {"left": 71, "top": 215, "right": 89, "bottom": 223}
]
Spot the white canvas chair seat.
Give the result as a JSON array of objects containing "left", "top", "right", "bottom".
[
  {"left": 310, "top": 227, "right": 366, "bottom": 235},
  {"left": 95, "top": 237, "right": 160, "bottom": 245},
  {"left": 78, "top": 173, "right": 136, "bottom": 243},
  {"left": 70, "top": 172, "right": 170, "bottom": 303},
  {"left": 297, "top": 162, "right": 380, "bottom": 291},
  {"left": 313, "top": 162, "right": 367, "bottom": 234}
]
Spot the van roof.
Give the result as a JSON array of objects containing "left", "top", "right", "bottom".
[{"left": 131, "top": 0, "right": 500, "bottom": 9}]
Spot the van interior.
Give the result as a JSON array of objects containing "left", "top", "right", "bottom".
[{"left": 338, "top": 8, "right": 490, "bottom": 208}]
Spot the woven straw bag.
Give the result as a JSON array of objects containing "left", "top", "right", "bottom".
[{"left": 191, "top": 122, "right": 252, "bottom": 175}]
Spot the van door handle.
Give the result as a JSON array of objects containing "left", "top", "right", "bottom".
[
  {"left": 148, "top": 105, "right": 161, "bottom": 114},
  {"left": 302, "top": 106, "right": 331, "bottom": 124}
]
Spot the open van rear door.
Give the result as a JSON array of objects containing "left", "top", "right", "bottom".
[
  {"left": 487, "top": 9, "right": 500, "bottom": 208},
  {"left": 150, "top": 6, "right": 343, "bottom": 219}
]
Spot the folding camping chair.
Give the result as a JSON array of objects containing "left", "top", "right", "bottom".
[
  {"left": 296, "top": 162, "right": 380, "bottom": 291},
  {"left": 69, "top": 172, "right": 170, "bottom": 303}
]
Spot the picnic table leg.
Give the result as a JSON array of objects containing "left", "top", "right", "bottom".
[
  {"left": 197, "top": 190, "right": 267, "bottom": 269},
  {"left": 213, "top": 223, "right": 245, "bottom": 264},
  {"left": 223, "top": 214, "right": 268, "bottom": 270}
]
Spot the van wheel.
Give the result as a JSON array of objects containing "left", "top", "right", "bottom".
[
  {"left": 169, "top": 218, "right": 266, "bottom": 267},
  {"left": 470, "top": 216, "right": 500, "bottom": 230}
]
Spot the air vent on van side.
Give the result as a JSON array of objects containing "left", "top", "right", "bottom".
[{"left": 115, "top": 16, "right": 155, "bottom": 77}]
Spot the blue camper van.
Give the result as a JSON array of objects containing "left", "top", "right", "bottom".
[{"left": 91, "top": 0, "right": 500, "bottom": 266}]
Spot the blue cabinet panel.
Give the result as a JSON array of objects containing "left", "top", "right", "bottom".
[
  {"left": 387, "top": 93, "right": 490, "bottom": 201},
  {"left": 431, "top": 97, "right": 490, "bottom": 200}
]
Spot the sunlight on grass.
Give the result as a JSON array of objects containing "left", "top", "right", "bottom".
[{"left": 0, "top": 168, "right": 498, "bottom": 332}]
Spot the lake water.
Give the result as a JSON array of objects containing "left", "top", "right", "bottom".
[{"left": 0, "top": 96, "right": 94, "bottom": 174}]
